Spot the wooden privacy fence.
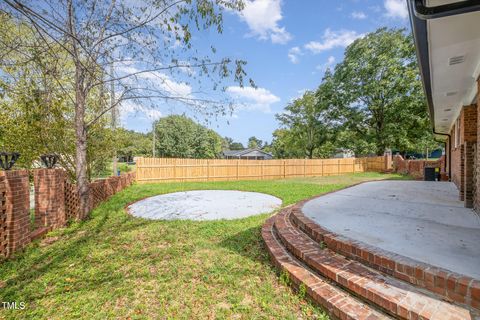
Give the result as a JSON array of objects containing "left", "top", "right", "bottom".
[{"left": 136, "top": 156, "right": 388, "bottom": 184}]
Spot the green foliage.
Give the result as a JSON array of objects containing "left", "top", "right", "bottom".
[
  {"left": 116, "top": 129, "right": 152, "bottom": 160},
  {"left": 247, "top": 136, "right": 264, "bottom": 149},
  {"left": 273, "top": 28, "right": 438, "bottom": 158},
  {"left": 223, "top": 137, "right": 244, "bottom": 151},
  {"left": 298, "top": 283, "right": 307, "bottom": 300},
  {"left": 275, "top": 89, "right": 335, "bottom": 159},
  {"left": 332, "top": 28, "right": 436, "bottom": 155},
  {"left": 0, "top": 13, "right": 113, "bottom": 178},
  {"left": 154, "top": 115, "right": 223, "bottom": 158}
]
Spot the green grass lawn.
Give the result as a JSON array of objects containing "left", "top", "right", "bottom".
[{"left": 0, "top": 173, "right": 406, "bottom": 319}]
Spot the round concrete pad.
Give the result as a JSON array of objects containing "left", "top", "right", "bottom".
[{"left": 127, "top": 190, "right": 282, "bottom": 221}]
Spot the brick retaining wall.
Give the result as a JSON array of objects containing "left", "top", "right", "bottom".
[{"left": 393, "top": 155, "right": 445, "bottom": 179}]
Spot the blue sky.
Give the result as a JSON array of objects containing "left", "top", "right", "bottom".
[{"left": 121, "top": 0, "right": 410, "bottom": 146}]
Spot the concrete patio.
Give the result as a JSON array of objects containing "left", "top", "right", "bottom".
[{"left": 302, "top": 180, "right": 480, "bottom": 279}]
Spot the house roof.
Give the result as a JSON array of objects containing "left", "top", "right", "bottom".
[
  {"left": 222, "top": 148, "right": 273, "bottom": 157},
  {"left": 407, "top": 0, "right": 480, "bottom": 136}
]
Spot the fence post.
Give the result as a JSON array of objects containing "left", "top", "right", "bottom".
[
  {"left": 173, "top": 158, "right": 177, "bottom": 181},
  {"left": 136, "top": 157, "right": 141, "bottom": 182},
  {"left": 261, "top": 161, "right": 264, "bottom": 180},
  {"left": 206, "top": 159, "right": 210, "bottom": 181},
  {"left": 353, "top": 159, "right": 356, "bottom": 174},
  {"left": 303, "top": 159, "right": 306, "bottom": 177},
  {"left": 338, "top": 159, "right": 340, "bottom": 175},
  {"left": 236, "top": 160, "right": 239, "bottom": 181},
  {"left": 283, "top": 160, "right": 286, "bottom": 179}
]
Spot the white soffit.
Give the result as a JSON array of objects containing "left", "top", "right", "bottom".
[
  {"left": 427, "top": 9, "right": 480, "bottom": 133},
  {"left": 426, "top": 0, "right": 468, "bottom": 6}
]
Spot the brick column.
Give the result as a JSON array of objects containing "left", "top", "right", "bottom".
[
  {"left": 0, "top": 174, "right": 8, "bottom": 256},
  {"left": 464, "top": 142, "right": 475, "bottom": 208},
  {"left": 0, "top": 170, "right": 31, "bottom": 256},
  {"left": 33, "top": 168, "right": 66, "bottom": 229},
  {"left": 459, "top": 146, "right": 465, "bottom": 201}
]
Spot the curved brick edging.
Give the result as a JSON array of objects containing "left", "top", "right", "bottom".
[
  {"left": 274, "top": 208, "right": 473, "bottom": 319},
  {"left": 289, "top": 191, "right": 480, "bottom": 311},
  {"left": 261, "top": 215, "right": 390, "bottom": 320}
]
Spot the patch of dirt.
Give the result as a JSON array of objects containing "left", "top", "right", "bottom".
[{"left": 39, "top": 236, "right": 60, "bottom": 247}]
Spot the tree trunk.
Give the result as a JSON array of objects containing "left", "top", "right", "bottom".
[{"left": 74, "top": 67, "right": 90, "bottom": 220}]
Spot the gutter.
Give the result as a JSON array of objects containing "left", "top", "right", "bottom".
[{"left": 411, "top": 0, "right": 480, "bottom": 20}]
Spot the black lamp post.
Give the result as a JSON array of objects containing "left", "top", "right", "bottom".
[
  {"left": 0, "top": 152, "right": 20, "bottom": 170},
  {"left": 40, "top": 154, "right": 58, "bottom": 169}
]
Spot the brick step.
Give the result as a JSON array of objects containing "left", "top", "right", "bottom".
[
  {"left": 273, "top": 208, "right": 474, "bottom": 320},
  {"left": 261, "top": 216, "right": 393, "bottom": 320},
  {"left": 289, "top": 203, "right": 480, "bottom": 311}
]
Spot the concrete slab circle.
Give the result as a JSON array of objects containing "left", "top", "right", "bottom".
[{"left": 127, "top": 190, "right": 282, "bottom": 221}]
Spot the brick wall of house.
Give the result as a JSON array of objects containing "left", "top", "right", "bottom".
[
  {"left": 475, "top": 81, "right": 480, "bottom": 211},
  {"left": 449, "top": 104, "right": 477, "bottom": 204}
]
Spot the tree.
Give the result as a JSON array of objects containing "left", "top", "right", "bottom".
[
  {"left": 2, "top": 0, "right": 251, "bottom": 217},
  {"left": 247, "top": 136, "right": 263, "bottom": 149},
  {"left": 0, "top": 12, "right": 113, "bottom": 179},
  {"left": 116, "top": 129, "right": 151, "bottom": 162},
  {"left": 224, "top": 137, "right": 244, "bottom": 150},
  {"left": 276, "top": 89, "right": 334, "bottom": 159},
  {"left": 332, "top": 28, "right": 432, "bottom": 155},
  {"left": 154, "top": 115, "right": 222, "bottom": 158}
]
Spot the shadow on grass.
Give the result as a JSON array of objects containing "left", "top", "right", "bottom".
[{"left": 0, "top": 205, "right": 151, "bottom": 301}]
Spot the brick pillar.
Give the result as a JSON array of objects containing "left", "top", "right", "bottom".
[
  {"left": 0, "top": 170, "right": 31, "bottom": 256},
  {"left": 33, "top": 169, "right": 66, "bottom": 229},
  {"left": 0, "top": 174, "right": 8, "bottom": 256},
  {"left": 464, "top": 142, "right": 475, "bottom": 208},
  {"left": 458, "top": 145, "right": 465, "bottom": 201}
]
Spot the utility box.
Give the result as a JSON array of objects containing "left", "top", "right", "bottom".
[{"left": 424, "top": 167, "right": 436, "bottom": 181}]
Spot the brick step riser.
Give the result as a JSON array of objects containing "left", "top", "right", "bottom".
[
  {"left": 261, "top": 216, "right": 392, "bottom": 320},
  {"left": 273, "top": 209, "right": 474, "bottom": 320},
  {"left": 289, "top": 205, "right": 480, "bottom": 311}
]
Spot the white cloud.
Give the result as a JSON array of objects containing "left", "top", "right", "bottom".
[
  {"left": 116, "top": 64, "right": 192, "bottom": 97},
  {"left": 351, "top": 11, "right": 367, "bottom": 19},
  {"left": 315, "top": 56, "right": 336, "bottom": 73},
  {"left": 304, "top": 29, "right": 364, "bottom": 54},
  {"left": 120, "top": 100, "right": 163, "bottom": 124},
  {"left": 384, "top": 0, "right": 408, "bottom": 19},
  {"left": 317, "top": 56, "right": 336, "bottom": 70},
  {"left": 238, "top": 0, "right": 292, "bottom": 44},
  {"left": 227, "top": 86, "right": 280, "bottom": 113},
  {"left": 288, "top": 46, "right": 302, "bottom": 64}
]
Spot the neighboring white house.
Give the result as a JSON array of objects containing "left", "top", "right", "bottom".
[
  {"left": 222, "top": 148, "right": 273, "bottom": 160},
  {"left": 332, "top": 148, "right": 355, "bottom": 159}
]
